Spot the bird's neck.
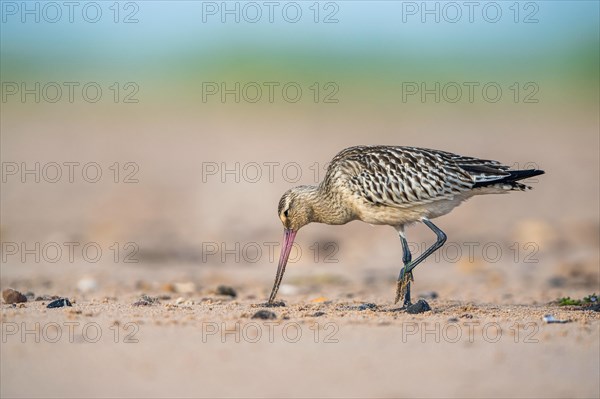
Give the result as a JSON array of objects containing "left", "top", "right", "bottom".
[{"left": 301, "top": 185, "right": 354, "bottom": 225}]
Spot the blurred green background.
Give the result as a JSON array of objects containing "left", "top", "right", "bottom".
[{"left": 2, "top": 1, "right": 598, "bottom": 106}]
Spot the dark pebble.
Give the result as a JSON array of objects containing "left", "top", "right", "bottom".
[
  {"left": 24, "top": 291, "right": 36, "bottom": 301},
  {"left": 2, "top": 288, "right": 28, "bottom": 304},
  {"left": 260, "top": 301, "right": 286, "bottom": 308},
  {"left": 252, "top": 310, "right": 277, "bottom": 320},
  {"left": 311, "top": 311, "right": 326, "bottom": 317},
  {"left": 406, "top": 299, "right": 431, "bottom": 314},
  {"left": 448, "top": 317, "right": 459, "bottom": 323},
  {"left": 47, "top": 298, "right": 72, "bottom": 308},
  {"left": 216, "top": 285, "right": 237, "bottom": 298},
  {"left": 358, "top": 303, "right": 378, "bottom": 311}
]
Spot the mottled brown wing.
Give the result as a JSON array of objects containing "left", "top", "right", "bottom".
[{"left": 325, "top": 146, "right": 511, "bottom": 207}]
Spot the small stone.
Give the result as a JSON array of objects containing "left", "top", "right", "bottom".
[
  {"left": 135, "top": 280, "right": 152, "bottom": 291},
  {"left": 448, "top": 317, "right": 459, "bottom": 323},
  {"left": 161, "top": 283, "right": 176, "bottom": 293},
  {"left": 175, "top": 297, "right": 186, "bottom": 305},
  {"left": 542, "top": 314, "right": 571, "bottom": 324},
  {"left": 216, "top": 285, "right": 237, "bottom": 298},
  {"left": 76, "top": 277, "right": 98, "bottom": 293},
  {"left": 36, "top": 295, "right": 59, "bottom": 301},
  {"left": 251, "top": 310, "right": 277, "bottom": 320},
  {"left": 406, "top": 299, "right": 431, "bottom": 314},
  {"left": 419, "top": 291, "right": 439, "bottom": 300},
  {"left": 47, "top": 298, "right": 72, "bottom": 308},
  {"left": 279, "top": 284, "right": 299, "bottom": 295},
  {"left": 311, "top": 311, "right": 326, "bottom": 317},
  {"left": 2, "top": 289, "right": 27, "bottom": 304},
  {"left": 311, "top": 296, "right": 328, "bottom": 303},
  {"left": 24, "top": 291, "right": 35, "bottom": 301},
  {"left": 174, "top": 282, "right": 196, "bottom": 294},
  {"left": 258, "top": 301, "right": 286, "bottom": 308},
  {"left": 357, "top": 303, "right": 378, "bottom": 311},
  {"left": 133, "top": 295, "right": 159, "bottom": 306}
]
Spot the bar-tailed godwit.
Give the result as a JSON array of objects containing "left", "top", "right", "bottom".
[{"left": 268, "top": 145, "right": 544, "bottom": 307}]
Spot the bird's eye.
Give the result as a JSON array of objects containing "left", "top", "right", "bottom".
[{"left": 284, "top": 209, "right": 289, "bottom": 217}]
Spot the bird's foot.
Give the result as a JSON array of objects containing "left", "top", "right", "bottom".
[{"left": 394, "top": 271, "right": 413, "bottom": 305}]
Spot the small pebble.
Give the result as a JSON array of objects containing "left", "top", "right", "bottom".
[
  {"left": 406, "top": 299, "right": 431, "bottom": 314},
  {"left": 279, "top": 284, "right": 299, "bottom": 295},
  {"left": 358, "top": 303, "right": 378, "bottom": 311},
  {"left": 174, "top": 282, "right": 196, "bottom": 294},
  {"left": 76, "top": 277, "right": 98, "bottom": 293},
  {"left": 419, "top": 291, "right": 439, "bottom": 300},
  {"left": 24, "top": 291, "right": 36, "bottom": 301},
  {"left": 216, "top": 285, "right": 237, "bottom": 298},
  {"left": 36, "top": 295, "right": 59, "bottom": 301},
  {"left": 542, "top": 314, "right": 571, "bottom": 324},
  {"left": 2, "top": 288, "right": 27, "bottom": 304},
  {"left": 47, "top": 298, "right": 72, "bottom": 308},
  {"left": 311, "top": 311, "right": 326, "bottom": 317},
  {"left": 133, "top": 295, "right": 160, "bottom": 306},
  {"left": 252, "top": 310, "right": 277, "bottom": 320},
  {"left": 260, "top": 301, "right": 286, "bottom": 307}
]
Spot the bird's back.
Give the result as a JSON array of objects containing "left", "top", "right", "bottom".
[{"left": 321, "top": 145, "right": 542, "bottom": 212}]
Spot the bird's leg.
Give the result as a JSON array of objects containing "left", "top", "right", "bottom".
[
  {"left": 395, "top": 233, "right": 413, "bottom": 306},
  {"left": 394, "top": 219, "right": 447, "bottom": 306}
]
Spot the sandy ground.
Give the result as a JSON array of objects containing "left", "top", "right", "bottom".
[
  {"left": 1, "top": 104, "right": 599, "bottom": 397},
  {"left": 1, "top": 253, "right": 599, "bottom": 398}
]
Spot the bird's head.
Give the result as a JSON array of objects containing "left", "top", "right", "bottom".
[
  {"left": 268, "top": 185, "right": 317, "bottom": 303},
  {"left": 277, "top": 185, "right": 316, "bottom": 232}
]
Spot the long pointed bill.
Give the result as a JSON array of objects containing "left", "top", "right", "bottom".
[{"left": 268, "top": 229, "right": 297, "bottom": 303}]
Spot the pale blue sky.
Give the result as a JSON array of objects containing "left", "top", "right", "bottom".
[{"left": 1, "top": 0, "right": 598, "bottom": 61}]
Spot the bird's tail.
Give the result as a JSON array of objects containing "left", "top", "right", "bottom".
[{"left": 473, "top": 169, "right": 545, "bottom": 191}]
